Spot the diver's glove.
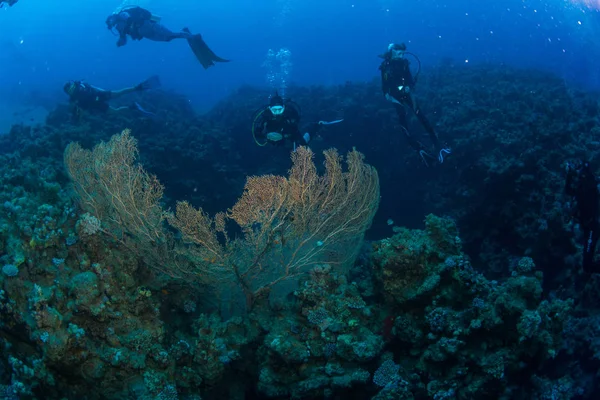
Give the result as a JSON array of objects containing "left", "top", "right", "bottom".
[
  {"left": 303, "top": 132, "right": 311, "bottom": 144},
  {"left": 438, "top": 147, "right": 452, "bottom": 164}
]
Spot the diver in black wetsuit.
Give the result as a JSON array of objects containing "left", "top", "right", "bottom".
[
  {"left": 63, "top": 76, "right": 160, "bottom": 117},
  {"left": 0, "top": 0, "right": 18, "bottom": 7},
  {"left": 565, "top": 160, "right": 600, "bottom": 274},
  {"left": 252, "top": 92, "right": 343, "bottom": 150},
  {"left": 105, "top": 6, "right": 229, "bottom": 69},
  {"left": 379, "top": 43, "right": 451, "bottom": 165}
]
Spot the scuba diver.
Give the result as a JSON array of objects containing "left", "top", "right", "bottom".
[
  {"left": 105, "top": 6, "right": 229, "bottom": 69},
  {"left": 565, "top": 160, "right": 600, "bottom": 274},
  {"left": 252, "top": 92, "right": 343, "bottom": 150},
  {"left": 63, "top": 75, "right": 160, "bottom": 118},
  {"left": 0, "top": 0, "right": 18, "bottom": 7},
  {"left": 379, "top": 42, "right": 451, "bottom": 166}
]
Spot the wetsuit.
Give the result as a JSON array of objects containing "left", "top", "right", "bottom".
[
  {"left": 118, "top": 7, "right": 153, "bottom": 41},
  {"left": 380, "top": 56, "right": 440, "bottom": 154},
  {"left": 255, "top": 103, "right": 309, "bottom": 147},
  {"left": 110, "top": 6, "right": 191, "bottom": 47},
  {"left": 566, "top": 162, "right": 600, "bottom": 274},
  {"left": 67, "top": 82, "right": 112, "bottom": 114}
]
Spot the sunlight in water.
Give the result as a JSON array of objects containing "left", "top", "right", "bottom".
[{"left": 569, "top": 0, "right": 600, "bottom": 10}]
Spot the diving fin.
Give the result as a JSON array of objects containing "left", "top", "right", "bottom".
[
  {"left": 183, "top": 28, "right": 230, "bottom": 69},
  {"left": 137, "top": 75, "right": 161, "bottom": 91}
]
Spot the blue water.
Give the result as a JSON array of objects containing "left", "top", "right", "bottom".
[{"left": 1, "top": 0, "right": 599, "bottom": 125}]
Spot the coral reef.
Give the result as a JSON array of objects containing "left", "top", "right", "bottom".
[
  {"left": 0, "top": 63, "right": 598, "bottom": 398},
  {"left": 370, "top": 215, "right": 574, "bottom": 399}
]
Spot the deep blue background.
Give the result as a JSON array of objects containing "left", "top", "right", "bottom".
[{"left": 0, "top": 0, "right": 599, "bottom": 128}]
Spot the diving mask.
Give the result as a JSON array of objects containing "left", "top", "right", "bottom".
[
  {"left": 269, "top": 105, "right": 285, "bottom": 115},
  {"left": 387, "top": 43, "right": 407, "bottom": 60},
  {"left": 391, "top": 49, "right": 405, "bottom": 60}
]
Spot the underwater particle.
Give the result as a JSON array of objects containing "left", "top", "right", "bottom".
[
  {"left": 2, "top": 264, "right": 18, "bottom": 277},
  {"left": 387, "top": 219, "right": 394, "bottom": 226}
]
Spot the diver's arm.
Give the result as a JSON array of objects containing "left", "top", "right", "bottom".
[
  {"left": 117, "top": 31, "right": 128, "bottom": 47},
  {"left": 286, "top": 104, "right": 300, "bottom": 124},
  {"left": 254, "top": 122, "right": 268, "bottom": 141},
  {"left": 401, "top": 59, "right": 416, "bottom": 87},
  {"left": 380, "top": 63, "right": 389, "bottom": 94},
  {"left": 254, "top": 110, "right": 268, "bottom": 137},
  {"left": 406, "top": 68, "right": 417, "bottom": 87},
  {"left": 306, "top": 122, "right": 321, "bottom": 136},
  {"left": 287, "top": 124, "right": 302, "bottom": 144}
]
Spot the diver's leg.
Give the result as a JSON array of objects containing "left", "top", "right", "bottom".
[
  {"left": 396, "top": 102, "right": 433, "bottom": 165},
  {"left": 110, "top": 87, "right": 136, "bottom": 98},
  {"left": 166, "top": 31, "right": 193, "bottom": 41},
  {"left": 394, "top": 102, "right": 408, "bottom": 132},
  {"left": 411, "top": 96, "right": 452, "bottom": 163},
  {"left": 409, "top": 96, "right": 440, "bottom": 149},
  {"left": 395, "top": 103, "right": 424, "bottom": 151},
  {"left": 138, "top": 21, "right": 191, "bottom": 42}
]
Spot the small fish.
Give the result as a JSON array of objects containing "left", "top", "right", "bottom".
[{"left": 387, "top": 219, "right": 394, "bottom": 226}]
